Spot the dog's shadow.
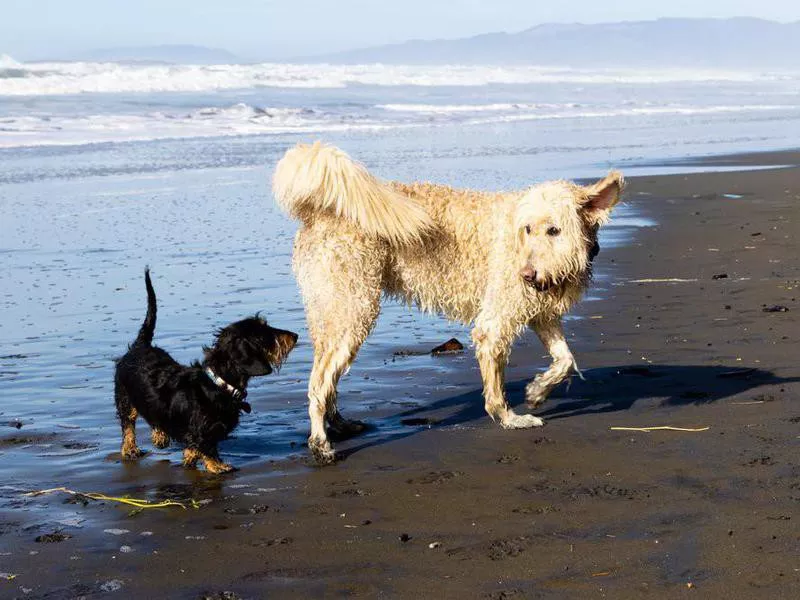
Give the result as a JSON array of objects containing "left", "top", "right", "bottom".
[{"left": 336, "top": 364, "right": 799, "bottom": 460}]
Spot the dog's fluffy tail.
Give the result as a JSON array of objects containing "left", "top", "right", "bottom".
[
  {"left": 272, "top": 142, "right": 433, "bottom": 246},
  {"left": 135, "top": 267, "right": 157, "bottom": 346}
]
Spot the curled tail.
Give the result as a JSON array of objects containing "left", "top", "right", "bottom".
[
  {"left": 135, "top": 268, "right": 157, "bottom": 346},
  {"left": 272, "top": 142, "right": 433, "bottom": 246}
]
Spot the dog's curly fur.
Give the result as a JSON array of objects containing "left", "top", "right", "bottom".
[
  {"left": 114, "top": 268, "right": 298, "bottom": 473},
  {"left": 273, "top": 142, "right": 622, "bottom": 464}
]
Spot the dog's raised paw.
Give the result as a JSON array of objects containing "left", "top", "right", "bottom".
[
  {"left": 524, "top": 381, "right": 547, "bottom": 408},
  {"left": 501, "top": 413, "right": 544, "bottom": 430}
]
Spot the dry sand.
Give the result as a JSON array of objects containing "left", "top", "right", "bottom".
[{"left": 1, "top": 151, "right": 798, "bottom": 599}]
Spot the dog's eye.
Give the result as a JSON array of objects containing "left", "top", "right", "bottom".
[
  {"left": 524, "top": 225, "right": 531, "bottom": 235},
  {"left": 546, "top": 226, "right": 561, "bottom": 237}
]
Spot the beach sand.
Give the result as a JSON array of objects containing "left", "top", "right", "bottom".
[{"left": 1, "top": 151, "right": 799, "bottom": 599}]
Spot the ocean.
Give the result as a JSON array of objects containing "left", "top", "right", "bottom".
[{"left": 1, "top": 56, "right": 799, "bottom": 497}]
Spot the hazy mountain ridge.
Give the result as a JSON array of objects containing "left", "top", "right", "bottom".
[
  {"left": 81, "top": 44, "right": 241, "bottom": 64},
  {"left": 308, "top": 18, "right": 800, "bottom": 67}
]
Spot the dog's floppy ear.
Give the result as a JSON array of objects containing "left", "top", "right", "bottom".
[{"left": 579, "top": 171, "right": 623, "bottom": 226}]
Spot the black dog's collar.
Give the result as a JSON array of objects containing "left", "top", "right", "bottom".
[{"left": 204, "top": 367, "right": 246, "bottom": 401}]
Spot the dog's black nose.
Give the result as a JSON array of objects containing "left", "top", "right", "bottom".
[{"left": 520, "top": 266, "right": 537, "bottom": 284}]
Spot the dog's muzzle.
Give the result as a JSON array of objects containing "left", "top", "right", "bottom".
[{"left": 520, "top": 266, "right": 552, "bottom": 291}]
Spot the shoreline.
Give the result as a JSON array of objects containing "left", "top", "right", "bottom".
[{"left": 2, "top": 148, "right": 799, "bottom": 598}]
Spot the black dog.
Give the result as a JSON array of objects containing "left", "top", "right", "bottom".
[{"left": 114, "top": 268, "right": 297, "bottom": 473}]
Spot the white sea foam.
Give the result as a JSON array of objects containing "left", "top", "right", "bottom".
[
  {"left": 379, "top": 102, "right": 787, "bottom": 117},
  {"left": 0, "top": 54, "right": 22, "bottom": 68},
  {"left": 0, "top": 101, "right": 792, "bottom": 149},
  {"left": 1, "top": 61, "right": 794, "bottom": 97},
  {"left": 379, "top": 103, "right": 549, "bottom": 113},
  {"left": 0, "top": 102, "right": 401, "bottom": 148}
]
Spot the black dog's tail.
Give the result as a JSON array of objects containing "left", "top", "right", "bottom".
[{"left": 134, "top": 268, "right": 157, "bottom": 346}]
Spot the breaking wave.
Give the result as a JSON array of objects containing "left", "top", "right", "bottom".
[
  {"left": 1, "top": 60, "right": 794, "bottom": 96},
  {"left": 0, "top": 100, "right": 792, "bottom": 148}
]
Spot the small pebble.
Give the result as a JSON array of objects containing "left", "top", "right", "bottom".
[
  {"left": 100, "top": 579, "right": 124, "bottom": 592},
  {"left": 428, "top": 542, "right": 441, "bottom": 549}
]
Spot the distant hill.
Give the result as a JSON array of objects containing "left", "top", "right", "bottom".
[
  {"left": 82, "top": 44, "right": 241, "bottom": 64},
  {"left": 307, "top": 18, "right": 800, "bottom": 68}
]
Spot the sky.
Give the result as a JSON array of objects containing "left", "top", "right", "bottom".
[{"left": 2, "top": 0, "right": 800, "bottom": 61}]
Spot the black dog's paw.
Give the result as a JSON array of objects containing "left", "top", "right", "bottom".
[
  {"left": 121, "top": 446, "right": 146, "bottom": 460},
  {"left": 206, "top": 462, "right": 238, "bottom": 475},
  {"left": 150, "top": 429, "right": 170, "bottom": 449}
]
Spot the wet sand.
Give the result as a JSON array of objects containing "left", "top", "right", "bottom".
[{"left": 2, "top": 151, "right": 799, "bottom": 599}]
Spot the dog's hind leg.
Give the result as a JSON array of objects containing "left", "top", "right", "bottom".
[
  {"left": 115, "top": 381, "right": 144, "bottom": 459},
  {"left": 305, "top": 295, "right": 381, "bottom": 464},
  {"left": 525, "top": 318, "right": 575, "bottom": 408},
  {"left": 307, "top": 333, "right": 375, "bottom": 463},
  {"left": 472, "top": 323, "right": 543, "bottom": 430},
  {"left": 298, "top": 230, "right": 383, "bottom": 465},
  {"left": 118, "top": 406, "right": 144, "bottom": 459}
]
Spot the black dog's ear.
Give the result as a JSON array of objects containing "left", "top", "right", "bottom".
[{"left": 236, "top": 338, "right": 273, "bottom": 376}]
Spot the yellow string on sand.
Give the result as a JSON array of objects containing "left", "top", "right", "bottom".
[
  {"left": 24, "top": 487, "right": 199, "bottom": 510},
  {"left": 610, "top": 426, "right": 710, "bottom": 432},
  {"left": 629, "top": 278, "right": 699, "bottom": 283}
]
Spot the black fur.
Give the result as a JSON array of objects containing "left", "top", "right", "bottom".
[{"left": 114, "top": 268, "right": 297, "bottom": 472}]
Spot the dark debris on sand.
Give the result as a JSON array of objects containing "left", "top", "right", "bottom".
[
  {"left": 431, "top": 338, "right": 464, "bottom": 355},
  {"left": 35, "top": 531, "right": 72, "bottom": 543}
]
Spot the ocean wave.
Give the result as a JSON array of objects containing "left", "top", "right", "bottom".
[
  {"left": 0, "top": 61, "right": 795, "bottom": 96},
  {"left": 0, "top": 102, "right": 396, "bottom": 148},
  {"left": 379, "top": 103, "right": 553, "bottom": 113},
  {"left": 0, "top": 54, "right": 22, "bottom": 68},
  {"left": 0, "top": 101, "right": 792, "bottom": 149}
]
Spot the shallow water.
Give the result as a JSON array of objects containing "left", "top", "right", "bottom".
[
  {"left": 2, "top": 62, "right": 798, "bottom": 503},
  {"left": 0, "top": 159, "right": 650, "bottom": 500}
]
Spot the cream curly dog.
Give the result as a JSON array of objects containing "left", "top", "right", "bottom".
[{"left": 273, "top": 142, "right": 623, "bottom": 463}]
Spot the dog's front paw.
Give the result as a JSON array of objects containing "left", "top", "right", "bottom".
[
  {"left": 501, "top": 412, "right": 545, "bottom": 429},
  {"left": 524, "top": 379, "right": 548, "bottom": 408},
  {"left": 308, "top": 437, "right": 337, "bottom": 466},
  {"left": 205, "top": 461, "right": 236, "bottom": 474},
  {"left": 121, "top": 444, "right": 145, "bottom": 460},
  {"left": 151, "top": 429, "right": 170, "bottom": 449}
]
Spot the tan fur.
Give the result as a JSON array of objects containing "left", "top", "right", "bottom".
[
  {"left": 273, "top": 142, "right": 434, "bottom": 246},
  {"left": 150, "top": 428, "right": 169, "bottom": 449},
  {"left": 181, "top": 448, "right": 233, "bottom": 473},
  {"left": 273, "top": 143, "right": 623, "bottom": 463},
  {"left": 120, "top": 407, "right": 142, "bottom": 459}
]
